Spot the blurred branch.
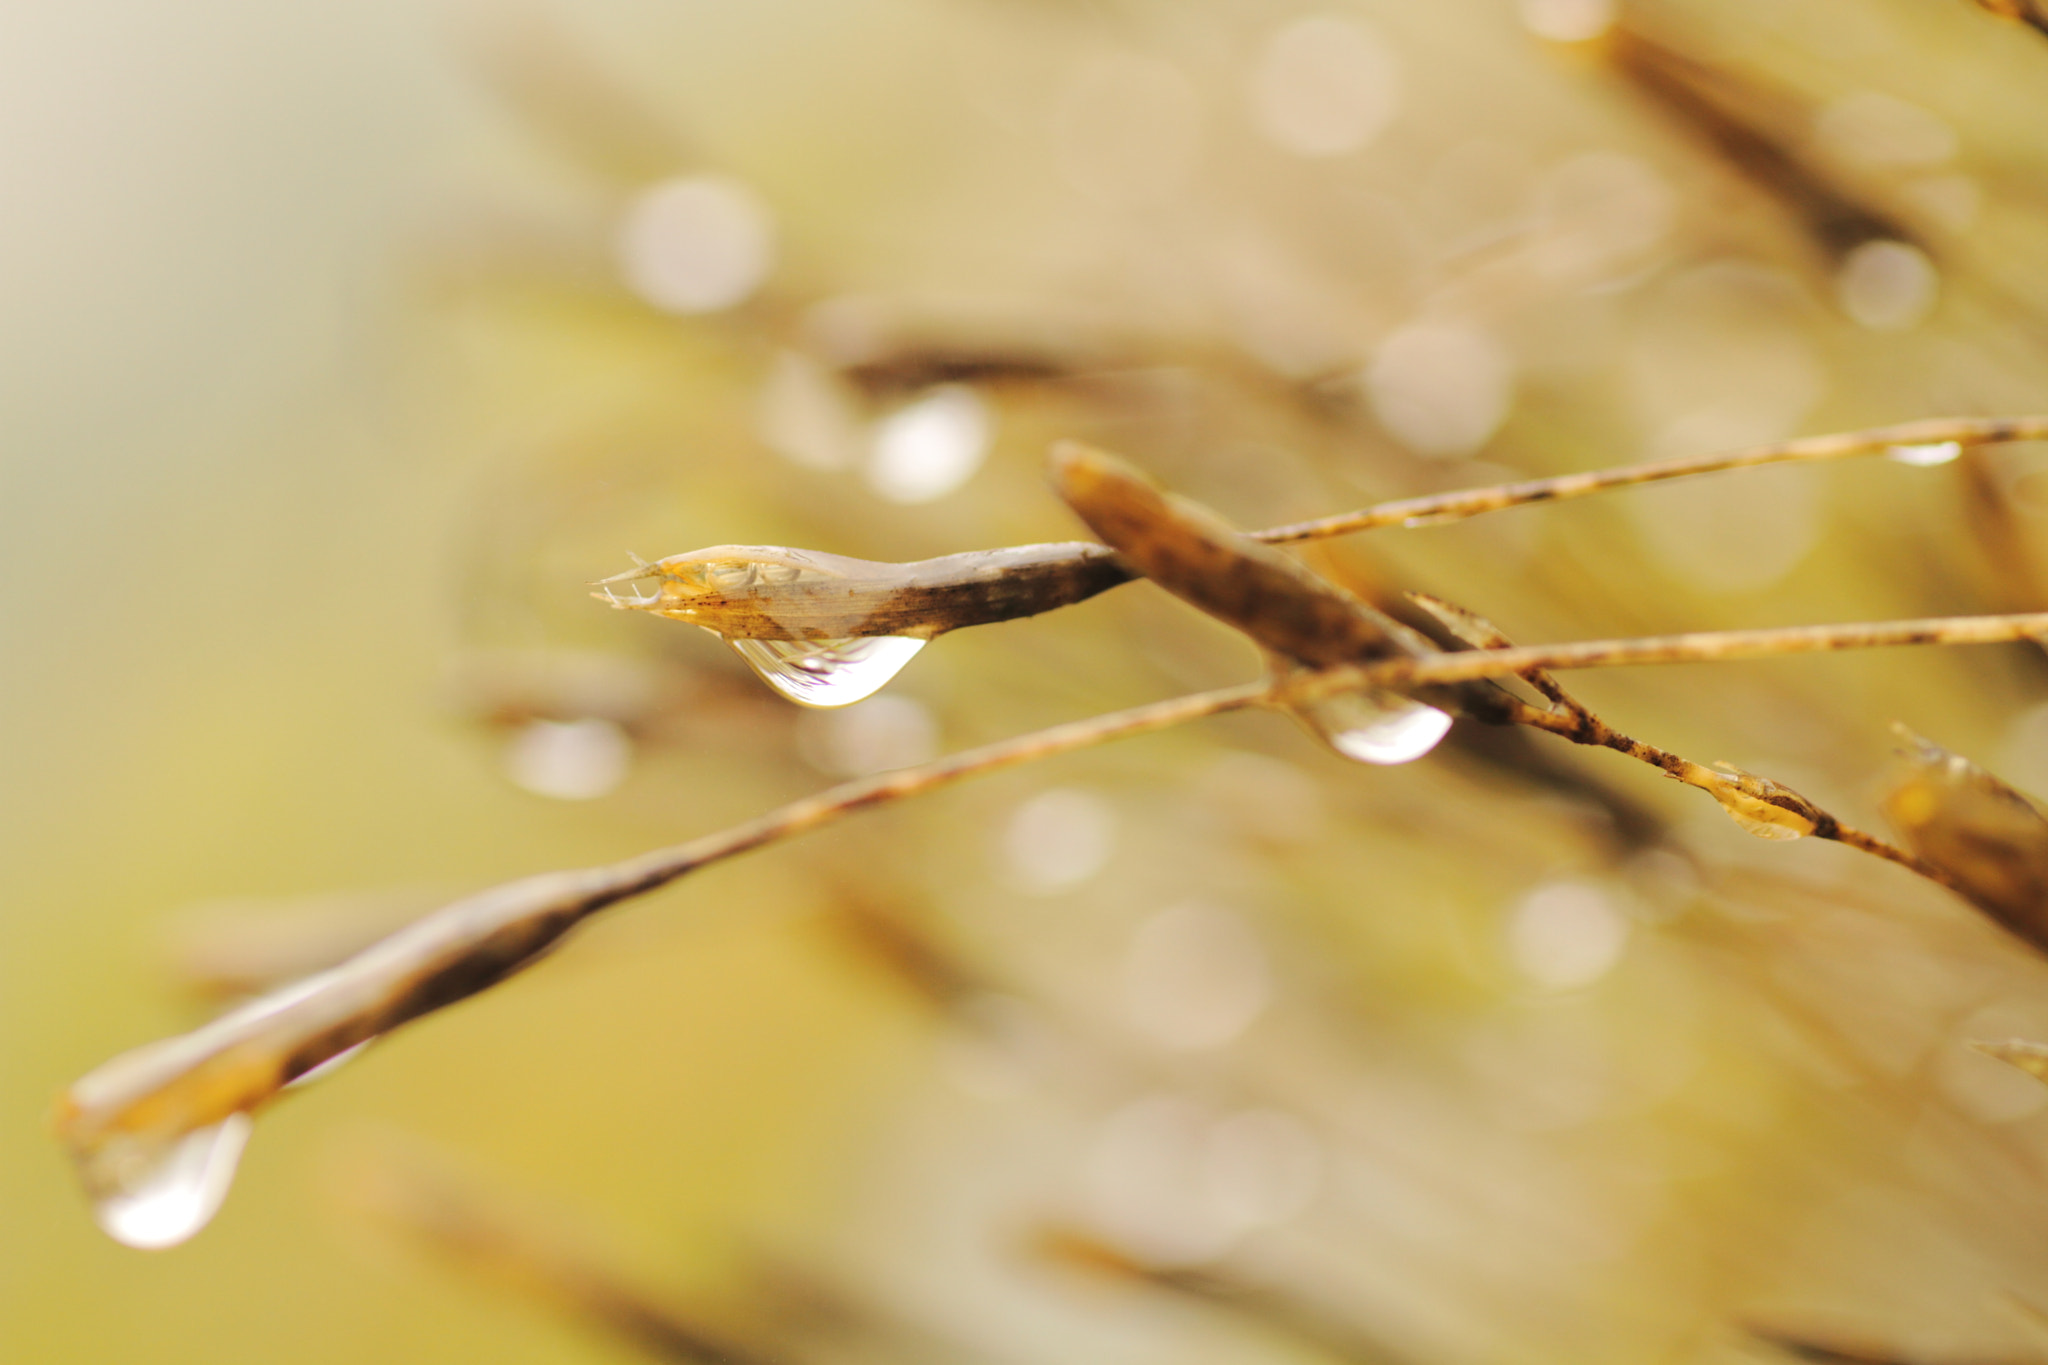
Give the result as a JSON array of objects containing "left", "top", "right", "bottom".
[
  {"left": 352, "top": 1141, "right": 789, "bottom": 1365},
  {"left": 1036, "top": 1226, "right": 1419, "bottom": 1365}
]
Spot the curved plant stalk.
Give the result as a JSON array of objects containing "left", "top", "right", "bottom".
[
  {"left": 597, "top": 418, "right": 2048, "bottom": 646},
  {"left": 56, "top": 604, "right": 2048, "bottom": 1243}
]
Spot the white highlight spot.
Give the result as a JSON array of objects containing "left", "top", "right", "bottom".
[
  {"left": 1248, "top": 15, "right": 1402, "bottom": 158},
  {"left": 617, "top": 175, "right": 775, "bottom": 314},
  {"left": 1506, "top": 881, "right": 1629, "bottom": 990},
  {"left": 1124, "top": 903, "right": 1271, "bottom": 1050},
  {"left": 1366, "top": 319, "right": 1515, "bottom": 458},
  {"left": 865, "top": 385, "right": 991, "bottom": 504},
  {"left": 1837, "top": 240, "right": 1938, "bottom": 332},
  {"left": 1888, "top": 441, "right": 1961, "bottom": 467},
  {"left": 1002, "top": 788, "right": 1118, "bottom": 894},
  {"left": 504, "top": 718, "right": 631, "bottom": 800},
  {"left": 1295, "top": 691, "right": 1453, "bottom": 765}
]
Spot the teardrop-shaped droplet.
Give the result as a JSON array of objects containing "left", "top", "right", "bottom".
[
  {"left": 1293, "top": 691, "right": 1451, "bottom": 765},
  {"left": 1887, "top": 440, "right": 1961, "bottom": 467},
  {"left": 87, "top": 1113, "right": 253, "bottom": 1249},
  {"left": 726, "top": 636, "right": 926, "bottom": 707}
]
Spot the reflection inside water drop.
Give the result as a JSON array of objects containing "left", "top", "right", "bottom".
[
  {"left": 89, "top": 1114, "right": 253, "bottom": 1250},
  {"left": 1887, "top": 440, "right": 1961, "bottom": 467},
  {"left": 726, "top": 636, "right": 926, "bottom": 707},
  {"left": 1294, "top": 691, "right": 1451, "bottom": 765}
]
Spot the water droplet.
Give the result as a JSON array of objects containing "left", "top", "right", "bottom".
[
  {"left": 1294, "top": 691, "right": 1452, "bottom": 765},
  {"left": 87, "top": 1114, "right": 253, "bottom": 1250},
  {"left": 1887, "top": 440, "right": 1962, "bottom": 467},
  {"left": 1702, "top": 768, "right": 1820, "bottom": 841},
  {"left": 726, "top": 635, "right": 925, "bottom": 707}
]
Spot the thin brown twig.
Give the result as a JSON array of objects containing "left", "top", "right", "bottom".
[
  {"left": 1252, "top": 416, "right": 2048, "bottom": 543},
  {"left": 601, "top": 420, "right": 2048, "bottom": 648},
  {"left": 1400, "top": 595, "right": 1962, "bottom": 890},
  {"left": 58, "top": 606, "right": 2048, "bottom": 1181},
  {"left": 55, "top": 681, "right": 1270, "bottom": 1179}
]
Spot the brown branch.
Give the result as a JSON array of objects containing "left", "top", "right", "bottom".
[
  {"left": 59, "top": 604, "right": 2048, "bottom": 1204},
  {"left": 1252, "top": 417, "right": 2048, "bottom": 543},
  {"left": 599, "top": 419, "right": 2048, "bottom": 643},
  {"left": 55, "top": 680, "right": 1269, "bottom": 1195}
]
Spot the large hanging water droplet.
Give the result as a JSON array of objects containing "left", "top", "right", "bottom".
[
  {"left": 1293, "top": 691, "right": 1451, "bottom": 765},
  {"left": 726, "top": 636, "right": 926, "bottom": 707},
  {"left": 87, "top": 1114, "right": 253, "bottom": 1250},
  {"left": 1887, "top": 440, "right": 1962, "bottom": 467}
]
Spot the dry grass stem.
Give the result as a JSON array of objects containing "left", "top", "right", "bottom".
[
  {"left": 1251, "top": 416, "right": 2048, "bottom": 542},
  {"left": 600, "top": 419, "right": 2048, "bottom": 644},
  {"left": 59, "top": 599, "right": 2048, "bottom": 1173}
]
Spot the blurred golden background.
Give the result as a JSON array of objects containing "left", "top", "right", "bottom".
[{"left": 12, "top": 0, "right": 2048, "bottom": 1361}]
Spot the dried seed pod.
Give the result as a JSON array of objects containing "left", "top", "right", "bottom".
[
  {"left": 1881, "top": 728, "right": 2048, "bottom": 952},
  {"left": 596, "top": 542, "right": 1133, "bottom": 706},
  {"left": 594, "top": 542, "right": 1129, "bottom": 641},
  {"left": 1047, "top": 441, "right": 1518, "bottom": 735}
]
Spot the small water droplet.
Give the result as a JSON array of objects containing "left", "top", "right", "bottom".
[
  {"left": 87, "top": 1114, "right": 253, "bottom": 1250},
  {"left": 1294, "top": 691, "right": 1451, "bottom": 764},
  {"left": 1887, "top": 440, "right": 1962, "bottom": 467},
  {"left": 726, "top": 636, "right": 926, "bottom": 707}
]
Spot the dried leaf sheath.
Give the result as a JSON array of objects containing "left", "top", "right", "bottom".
[
  {"left": 598, "top": 418, "right": 2048, "bottom": 651},
  {"left": 1882, "top": 730, "right": 2048, "bottom": 954},
  {"left": 596, "top": 541, "right": 1130, "bottom": 641},
  {"left": 55, "top": 605, "right": 2048, "bottom": 1240}
]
